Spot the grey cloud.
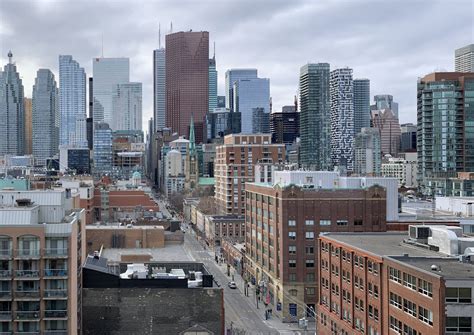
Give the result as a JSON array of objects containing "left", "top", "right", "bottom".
[{"left": 0, "top": 0, "right": 473, "bottom": 132}]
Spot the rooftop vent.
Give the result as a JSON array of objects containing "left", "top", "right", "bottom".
[
  {"left": 16, "top": 198, "right": 33, "bottom": 207},
  {"left": 430, "top": 264, "right": 438, "bottom": 271}
]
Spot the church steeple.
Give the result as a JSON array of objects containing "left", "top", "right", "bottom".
[{"left": 189, "top": 114, "right": 195, "bottom": 154}]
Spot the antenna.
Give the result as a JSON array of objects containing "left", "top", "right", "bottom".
[
  {"left": 170, "top": 22, "right": 173, "bottom": 34},
  {"left": 213, "top": 41, "right": 215, "bottom": 59},
  {"left": 158, "top": 22, "right": 161, "bottom": 49}
]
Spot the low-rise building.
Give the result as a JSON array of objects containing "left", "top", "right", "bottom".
[
  {"left": 382, "top": 156, "right": 418, "bottom": 188},
  {"left": 317, "top": 227, "right": 474, "bottom": 335},
  {"left": 82, "top": 255, "right": 224, "bottom": 334},
  {"left": 204, "top": 215, "right": 245, "bottom": 248}
]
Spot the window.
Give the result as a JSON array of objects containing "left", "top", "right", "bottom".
[
  {"left": 403, "top": 324, "right": 418, "bottom": 335},
  {"left": 389, "top": 316, "right": 402, "bottom": 333},
  {"left": 446, "top": 316, "right": 472, "bottom": 333},
  {"left": 289, "top": 289, "right": 298, "bottom": 296},
  {"left": 288, "top": 246, "right": 296, "bottom": 255},
  {"left": 320, "top": 220, "right": 331, "bottom": 226},
  {"left": 289, "top": 273, "right": 296, "bottom": 282},
  {"left": 403, "top": 299, "right": 417, "bottom": 317},
  {"left": 305, "top": 246, "right": 314, "bottom": 254},
  {"left": 389, "top": 267, "right": 402, "bottom": 284},
  {"left": 288, "top": 220, "right": 296, "bottom": 227},
  {"left": 288, "top": 232, "right": 296, "bottom": 240},
  {"left": 305, "top": 220, "right": 314, "bottom": 226},
  {"left": 336, "top": 220, "right": 348, "bottom": 226},
  {"left": 403, "top": 273, "right": 417, "bottom": 290},
  {"left": 305, "top": 232, "right": 314, "bottom": 240},
  {"left": 354, "top": 220, "right": 363, "bottom": 226},
  {"left": 418, "top": 279, "right": 433, "bottom": 297},
  {"left": 389, "top": 292, "right": 402, "bottom": 309},
  {"left": 306, "top": 273, "right": 315, "bottom": 282},
  {"left": 306, "top": 287, "right": 315, "bottom": 295},
  {"left": 446, "top": 287, "right": 472, "bottom": 303},
  {"left": 373, "top": 284, "right": 379, "bottom": 298},
  {"left": 418, "top": 306, "right": 433, "bottom": 325},
  {"left": 306, "top": 260, "right": 314, "bottom": 268},
  {"left": 289, "top": 260, "right": 296, "bottom": 268}
]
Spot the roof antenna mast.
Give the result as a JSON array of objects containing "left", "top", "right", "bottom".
[{"left": 158, "top": 22, "right": 161, "bottom": 49}]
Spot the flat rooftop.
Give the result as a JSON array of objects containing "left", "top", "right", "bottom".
[
  {"left": 322, "top": 232, "right": 442, "bottom": 258},
  {"left": 101, "top": 244, "right": 192, "bottom": 263},
  {"left": 390, "top": 256, "right": 474, "bottom": 279},
  {"left": 86, "top": 224, "right": 165, "bottom": 230}
]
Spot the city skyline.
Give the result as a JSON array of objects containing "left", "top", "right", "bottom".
[{"left": 0, "top": 0, "right": 471, "bottom": 132}]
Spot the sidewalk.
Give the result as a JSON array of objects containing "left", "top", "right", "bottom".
[{"left": 209, "top": 250, "right": 313, "bottom": 334}]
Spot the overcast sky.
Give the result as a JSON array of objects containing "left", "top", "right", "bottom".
[{"left": 0, "top": 0, "right": 473, "bottom": 131}]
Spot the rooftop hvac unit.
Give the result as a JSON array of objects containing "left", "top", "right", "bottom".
[{"left": 409, "top": 225, "right": 430, "bottom": 240}]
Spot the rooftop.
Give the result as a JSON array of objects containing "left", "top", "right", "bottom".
[
  {"left": 101, "top": 244, "right": 192, "bottom": 263},
  {"left": 390, "top": 256, "right": 474, "bottom": 279},
  {"left": 322, "top": 232, "right": 442, "bottom": 258},
  {"left": 86, "top": 224, "right": 165, "bottom": 230}
]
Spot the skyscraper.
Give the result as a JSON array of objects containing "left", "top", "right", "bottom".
[
  {"left": 354, "top": 127, "right": 381, "bottom": 176},
  {"left": 209, "top": 55, "right": 217, "bottom": 114},
  {"left": 299, "top": 63, "right": 331, "bottom": 170},
  {"left": 92, "top": 57, "right": 129, "bottom": 126},
  {"left": 372, "top": 94, "right": 399, "bottom": 118},
  {"left": 166, "top": 31, "right": 209, "bottom": 143},
  {"left": 455, "top": 44, "right": 474, "bottom": 72},
  {"left": 225, "top": 69, "right": 257, "bottom": 111},
  {"left": 353, "top": 78, "right": 370, "bottom": 134},
  {"left": 24, "top": 97, "right": 32, "bottom": 154},
  {"left": 330, "top": 68, "right": 354, "bottom": 172},
  {"left": 93, "top": 122, "right": 113, "bottom": 176},
  {"left": 153, "top": 48, "right": 166, "bottom": 130},
  {"left": 270, "top": 105, "right": 299, "bottom": 144},
  {"left": 371, "top": 108, "right": 401, "bottom": 157},
  {"left": 233, "top": 78, "right": 270, "bottom": 133},
  {"left": 417, "top": 72, "right": 474, "bottom": 194},
  {"left": 400, "top": 123, "right": 417, "bottom": 152},
  {"left": 112, "top": 82, "right": 142, "bottom": 131},
  {"left": 59, "top": 55, "right": 87, "bottom": 148},
  {"left": 32, "top": 69, "right": 59, "bottom": 165},
  {"left": 0, "top": 51, "right": 25, "bottom": 155}
]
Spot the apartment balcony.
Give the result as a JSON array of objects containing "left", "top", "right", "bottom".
[
  {"left": 43, "top": 290, "right": 68, "bottom": 299},
  {"left": 14, "top": 332, "right": 40, "bottom": 335},
  {"left": 0, "top": 290, "right": 12, "bottom": 300},
  {"left": 44, "top": 249, "right": 68, "bottom": 258},
  {"left": 0, "top": 332, "right": 12, "bottom": 335},
  {"left": 0, "top": 311, "right": 12, "bottom": 321},
  {"left": 0, "top": 249, "right": 12, "bottom": 260},
  {"left": 0, "top": 270, "right": 12, "bottom": 279},
  {"left": 44, "top": 331, "right": 68, "bottom": 335},
  {"left": 14, "top": 311, "right": 40, "bottom": 321},
  {"left": 44, "top": 269, "right": 68, "bottom": 278},
  {"left": 44, "top": 310, "right": 67, "bottom": 320},
  {"left": 14, "top": 270, "right": 40, "bottom": 280},
  {"left": 14, "top": 291, "right": 40, "bottom": 300},
  {"left": 14, "top": 250, "right": 40, "bottom": 260}
]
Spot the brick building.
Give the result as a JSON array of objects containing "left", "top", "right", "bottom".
[
  {"left": 204, "top": 215, "right": 245, "bottom": 248},
  {"left": 214, "top": 134, "right": 284, "bottom": 215},
  {"left": 317, "top": 230, "right": 474, "bottom": 335},
  {"left": 244, "top": 180, "right": 387, "bottom": 320}
]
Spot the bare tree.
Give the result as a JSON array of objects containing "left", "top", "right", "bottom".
[{"left": 168, "top": 192, "right": 184, "bottom": 212}]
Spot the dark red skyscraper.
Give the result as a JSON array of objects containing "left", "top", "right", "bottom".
[{"left": 166, "top": 31, "right": 209, "bottom": 143}]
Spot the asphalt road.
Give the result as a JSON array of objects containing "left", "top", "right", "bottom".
[{"left": 183, "top": 229, "right": 278, "bottom": 335}]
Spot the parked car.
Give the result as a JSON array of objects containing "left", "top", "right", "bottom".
[{"left": 228, "top": 281, "right": 237, "bottom": 289}]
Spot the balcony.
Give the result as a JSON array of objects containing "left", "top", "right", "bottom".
[
  {"left": 14, "top": 291, "right": 40, "bottom": 299},
  {"left": 44, "top": 310, "right": 67, "bottom": 319},
  {"left": 44, "top": 269, "right": 68, "bottom": 277},
  {"left": 14, "top": 250, "right": 40, "bottom": 259},
  {"left": 14, "top": 332, "right": 40, "bottom": 335},
  {"left": 44, "top": 331, "right": 68, "bottom": 335},
  {"left": 0, "top": 270, "right": 12, "bottom": 279},
  {"left": 14, "top": 270, "right": 40, "bottom": 279},
  {"left": 44, "top": 248, "right": 68, "bottom": 258},
  {"left": 0, "top": 290, "right": 12, "bottom": 300},
  {"left": 0, "top": 332, "right": 12, "bottom": 335},
  {"left": 44, "top": 290, "right": 68, "bottom": 299},
  {"left": 0, "top": 249, "right": 12, "bottom": 259},
  {"left": 14, "top": 311, "right": 40, "bottom": 321},
  {"left": 0, "top": 311, "right": 12, "bottom": 320}
]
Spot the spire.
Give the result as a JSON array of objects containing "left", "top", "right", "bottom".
[
  {"left": 213, "top": 41, "right": 216, "bottom": 59},
  {"left": 189, "top": 114, "right": 195, "bottom": 153},
  {"left": 7, "top": 51, "right": 12, "bottom": 64},
  {"left": 170, "top": 21, "right": 173, "bottom": 34},
  {"left": 159, "top": 22, "right": 161, "bottom": 49}
]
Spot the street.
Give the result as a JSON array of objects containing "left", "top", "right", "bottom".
[{"left": 183, "top": 228, "right": 278, "bottom": 335}]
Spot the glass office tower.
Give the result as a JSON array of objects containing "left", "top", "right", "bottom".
[{"left": 353, "top": 78, "right": 370, "bottom": 135}]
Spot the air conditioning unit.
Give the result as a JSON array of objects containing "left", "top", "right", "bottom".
[{"left": 409, "top": 225, "right": 430, "bottom": 242}]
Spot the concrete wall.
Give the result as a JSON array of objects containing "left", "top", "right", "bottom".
[{"left": 82, "top": 287, "right": 224, "bottom": 335}]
